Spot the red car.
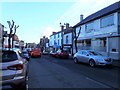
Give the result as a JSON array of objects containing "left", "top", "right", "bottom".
[
  {"left": 31, "top": 48, "right": 41, "bottom": 57},
  {"left": 55, "top": 50, "right": 69, "bottom": 59}
]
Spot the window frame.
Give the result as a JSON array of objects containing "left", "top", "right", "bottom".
[
  {"left": 100, "top": 14, "right": 114, "bottom": 28},
  {"left": 85, "top": 22, "right": 94, "bottom": 33}
]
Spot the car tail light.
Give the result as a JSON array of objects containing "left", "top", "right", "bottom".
[{"left": 7, "top": 64, "right": 23, "bottom": 70}]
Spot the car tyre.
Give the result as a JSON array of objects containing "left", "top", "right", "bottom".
[
  {"left": 89, "top": 60, "right": 95, "bottom": 67},
  {"left": 74, "top": 58, "right": 78, "bottom": 64}
]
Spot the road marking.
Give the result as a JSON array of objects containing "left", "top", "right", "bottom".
[
  {"left": 86, "top": 77, "right": 110, "bottom": 88},
  {"left": 26, "top": 76, "right": 28, "bottom": 90}
]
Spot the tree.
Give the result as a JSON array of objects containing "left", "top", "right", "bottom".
[
  {"left": 7, "top": 20, "right": 19, "bottom": 50},
  {"left": 73, "top": 27, "right": 81, "bottom": 53},
  {"left": 7, "top": 20, "right": 14, "bottom": 50}
]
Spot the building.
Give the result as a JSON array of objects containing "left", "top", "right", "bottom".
[
  {"left": 0, "top": 23, "right": 4, "bottom": 48},
  {"left": 73, "top": 1, "right": 120, "bottom": 60},
  {"left": 40, "top": 36, "right": 49, "bottom": 52},
  {"left": 49, "top": 31, "right": 62, "bottom": 52},
  {"left": 63, "top": 23, "right": 74, "bottom": 55}
]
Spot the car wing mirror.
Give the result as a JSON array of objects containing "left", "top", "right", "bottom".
[{"left": 86, "top": 54, "right": 89, "bottom": 56}]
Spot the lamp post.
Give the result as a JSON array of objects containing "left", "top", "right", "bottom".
[{"left": 60, "top": 22, "right": 65, "bottom": 50}]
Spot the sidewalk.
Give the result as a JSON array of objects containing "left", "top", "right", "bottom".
[{"left": 112, "top": 60, "right": 120, "bottom": 68}]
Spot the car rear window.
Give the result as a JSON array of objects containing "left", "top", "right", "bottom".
[{"left": 2, "top": 51, "right": 18, "bottom": 62}]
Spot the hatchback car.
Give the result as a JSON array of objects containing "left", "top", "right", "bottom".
[
  {"left": 31, "top": 48, "right": 41, "bottom": 57},
  {"left": 0, "top": 48, "right": 29, "bottom": 89},
  {"left": 55, "top": 50, "right": 69, "bottom": 59},
  {"left": 73, "top": 50, "right": 112, "bottom": 67}
]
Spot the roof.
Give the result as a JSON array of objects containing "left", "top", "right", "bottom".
[
  {"left": 74, "top": 1, "right": 120, "bottom": 28},
  {"left": 50, "top": 30, "right": 62, "bottom": 37}
]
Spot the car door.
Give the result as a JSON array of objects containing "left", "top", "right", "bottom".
[
  {"left": 81, "top": 51, "right": 89, "bottom": 63},
  {"left": 76, "top": 51, "right": 83, "bottom": 62}
]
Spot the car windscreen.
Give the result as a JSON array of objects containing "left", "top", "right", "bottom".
[
  {"left": 2, "top": 51, "right": 18, "bottom": 62},
  {"left": 89, "top": 51, "right": 102, "bottom": 56},
  {"left": 22, "top": 51, "right": 28, "bottom": 54}
]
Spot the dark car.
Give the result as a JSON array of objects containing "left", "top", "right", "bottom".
[
  {"left": 22, "top": 50, "right": 30, "bottom": 61},
  {"left": 55, "top": 50, "right": 69, "bottom": 59}
]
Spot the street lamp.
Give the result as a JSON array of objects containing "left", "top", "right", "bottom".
[{"left": 60, "top": 22, "right": 65, "bottom": 50}]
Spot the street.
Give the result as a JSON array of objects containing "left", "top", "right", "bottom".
[{"left": 27, "top": 55, "right": 120, "bottom": 89}]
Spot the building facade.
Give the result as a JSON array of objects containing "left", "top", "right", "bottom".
[
  {"left": 40, "top": 36, "right": 49, "bottom": 52},
  {"left": 49, "top": 31, "right": 62, "bottom": 51},
  {"left": 74, "top": 1, "right": 120, "bottom": 60},
  {"left": 63, "top": 23, "right": 73, "bottom": 55}
]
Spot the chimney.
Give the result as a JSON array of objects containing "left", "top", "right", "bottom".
[
  {"left": 66, "top": 23, "right": 69, "bottom": 29},
  {"left": 61, "top": 25, "right": 64, "bottom": 31},
  {"left": 52, "top": 32, "right": 56, "bottom": 34},
  {"left": 80, "top": 14, "right": 83, "bottom": 22}
]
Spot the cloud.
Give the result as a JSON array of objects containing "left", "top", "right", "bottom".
[
  {"left": 39, "top": 26, "right": 57, "bottom": 38},
  {"left": 55, "top": 0, "right": 120, "bottom": 26}
]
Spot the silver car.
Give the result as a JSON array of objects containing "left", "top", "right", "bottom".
[
  {"left": 73, "top": 50, "right": 113, "bottom": 67},
  {"left": 0, "top": 48, "right": 29, "bottom": 89}
]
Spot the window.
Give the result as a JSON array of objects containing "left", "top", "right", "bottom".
[
  {"left": 100, "top": 14, "right": 114, "bottom": 27},
  {"left": 82, "top": 51, "right": 87, "bottom": 55},
  {"left": 85, "top": 22, "right": 94, "bottom": 33},
  {"left": 2, "top": 51, "right": 18, "bottom": 62},
  {"left": 66, "top": 36, "right": 68, "bottom": 44},
  {"left": 118, "top": 12, "right": 120, "bottom": 25},
  {"left": 58, "top": 40, "right": 59, "bottom": 45}
]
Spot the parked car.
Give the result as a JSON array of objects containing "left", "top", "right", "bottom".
[
  {"left": 42, "top": 50, "right": 49, "bottom": 55},
  {"left": 31, "top": 48, "right": 41, "bottom": 57},
  {"left": 55, "top": 49, "right": 69, "bottom": 59},
  {"left": 49, "top": 50, "right": 57, "bottom": 57},
  {"left": 26, "top": 48, "right": 32, "bottom": 56},
  {"left": 0, "top": 48, "right": 29, "bottom": 89},
  {"left": 73, "top": 50, "right": 113, "bottom": 67},
  {"left": 22, "top": 50, "right": 30, "bottom": 61}
]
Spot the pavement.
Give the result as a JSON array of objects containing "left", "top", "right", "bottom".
[{"left": 112, "top": 60, "right": 120, "bottom": 68}]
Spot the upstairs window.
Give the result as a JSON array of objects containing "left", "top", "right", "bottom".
[
  {"left": 118, "top": 12, "right": 120, "bottom": 25},
  {"left": 100, "top": 14, "right": 114, "bottom": 28},
  {"left": 66, "top": 35, "right": 68, "bottom": 44},
  {"left": 85, "top": 22, "right": 94, "bottom": 33}
]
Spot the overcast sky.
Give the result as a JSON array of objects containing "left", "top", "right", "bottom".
[{"left": 1, "top": 0, "right": 120, "bottom": 44}]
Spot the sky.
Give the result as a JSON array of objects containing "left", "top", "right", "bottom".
[{"left": 0, "top": 0, "right": 120, "bottom": 44}]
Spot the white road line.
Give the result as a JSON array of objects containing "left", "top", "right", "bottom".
[
  {"left": 86, "top": 77, "right": 110, "bottom": 88},
  {"left": 26, "top": 76, "right": 28, "bottom": 90}
]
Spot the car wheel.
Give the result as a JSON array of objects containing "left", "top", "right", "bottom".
[
  {"left": 74, "top": 58, "right": 78, "bottom": 63},
  {"left": 89, "top": 60, "right": 95, "bottom": 67}
]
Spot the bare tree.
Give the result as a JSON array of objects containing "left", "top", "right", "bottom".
[
  {"left": 73, "top": 27, "right": 81, "bottom": 53},
  {"left": 7, "top": 20, "right": 14, "bottom": 50}
]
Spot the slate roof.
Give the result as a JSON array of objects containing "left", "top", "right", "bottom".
[{"left": 74, "top": 1, "right": 120, "bottom": 28}]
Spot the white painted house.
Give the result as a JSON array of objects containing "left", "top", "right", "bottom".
[
  {"left": 49, "top": 31, "right": 62, "bottom": 51},
  {"left": 74, "top": 1, "right": 120, "bottom": 60}
]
